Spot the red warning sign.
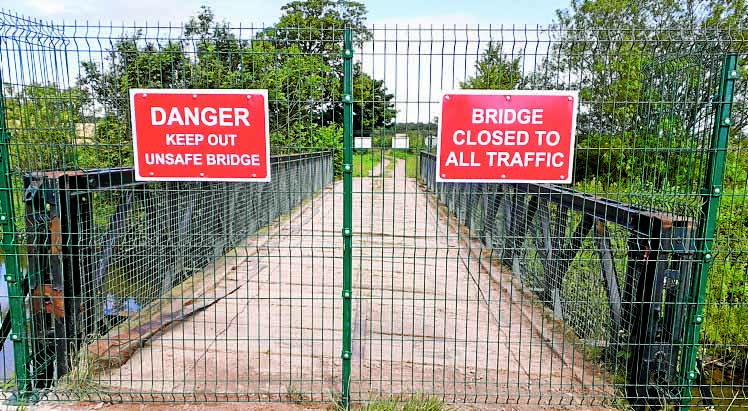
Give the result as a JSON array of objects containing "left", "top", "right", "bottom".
[
  {"left": 129, "top": 89, "right": 270, "bottom": 182},
  {"left": 437, "top": 90, "right": 578, "bottom": 183}
]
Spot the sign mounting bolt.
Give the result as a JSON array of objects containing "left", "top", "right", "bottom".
[
  {"left": 192, "top": 94, "right": 197, "bottom": 99},
  {"left": 501, "top": 174, "right": 507, "bottom": 178},
  {"left": 560, "top": 175, "right": 565, "bottom": 179},
  {"left": 568, "top": 96, "right": 573, "bottom": 101},
  {"left": 252, "top": 173, "right": 257, "bottom": 177},
  {"left": 200, "top": 172, "right": 205, "bottom": 177},
  {"left": 247, "top": 95, "right": 252, "bottom": 99},
  {"left": 149, "top": 172, "right": 154, "bottom": 176},
  {"left": 444, "top": 95, "right": 450, "bottom": 101},
  {"left": 142, "top": 93, "right": 147, "bottom": 98},
  {"left": 505, "top": 95, "right": 511, "bottom": 101}
]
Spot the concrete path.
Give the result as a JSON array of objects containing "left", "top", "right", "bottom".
[{"left": 88, "top": 159, "right": 607, "bottom": 406}]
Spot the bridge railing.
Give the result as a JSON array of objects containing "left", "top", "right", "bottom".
[
  {"left": 18, "top": 150, "right": 334, "bottom": 391},
  {"left": 420, "top": 150, "right": 698, "bottom": 405}
]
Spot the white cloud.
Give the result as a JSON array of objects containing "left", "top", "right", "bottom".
[{"left": 24, "top": 0, "right": 66, "bottom": 15}]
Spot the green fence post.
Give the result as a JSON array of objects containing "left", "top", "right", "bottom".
[
  {"left": 0, "top": 72, "right": 33, "bottom": 403},
  {"left": 679, "top": 53, "right": 738, "bottom": 409},
  {"left": 341, "top": 27, "right": 354, "bottom": 409}
]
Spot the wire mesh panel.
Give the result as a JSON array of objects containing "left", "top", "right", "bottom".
[
  {"left": 0, "top": 11, "right": 343, "bottom": 403},
  {"left": 0, "top": 9, "right": 747, "bottom": 411},
  {"left": 353, "top": 26, "right": 746, "bottom": 410}
]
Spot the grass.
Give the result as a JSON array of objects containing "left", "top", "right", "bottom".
[
  {"left": 386, "top": 150, "right": 421, "bottom": 179},
  {"left": 353, "top": 151, "right": 383, "bottom": 177},
  {"left": 55, "top": 336, "right": 105, "bottom": 400},
  {"left": 285, "top": 384, "right": 311, "bottom": 404},
  {"left": 338, "top": 394, "right": 450, "bottom": 411}
]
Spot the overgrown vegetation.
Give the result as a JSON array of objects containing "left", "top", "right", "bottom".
[
  {"left": 340, "top": 394, "right": 449, "bottom": 411},
  {"left": 2, "top": 2, "right": 397, "bottom": 174},
  {"left": 387, "top": 150, "right": 420, "bottom": 179},
  {"left": 547, "top": 0, "right": 748, "bottom": 366},
  {"left": 449, "top": 0, "right": 748, "bottom": 370},
  {"left": 353, "top": 151, "right": 383, "bottom": 177}
]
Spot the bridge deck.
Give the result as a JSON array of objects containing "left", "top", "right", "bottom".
[{"left": 91, "top": 159, "right": 608, "bottom": 408}]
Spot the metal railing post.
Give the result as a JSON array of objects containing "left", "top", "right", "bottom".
[
  {"left": 678, "top": 53, "right": 738, "bottom": 409},
  {"left": 0, "top": 68, "right": 33, "bottom": 403},
  {"left": 341, "top": 28, "right": 354, "bottom": 409}
]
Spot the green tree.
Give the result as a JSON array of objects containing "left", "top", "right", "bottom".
[
  {"left": 551, "top": 0, "right": 747, "bottom": 187},
  {"left": 460, "top": 43, "right": 524, "bottom": 90},
  {"left": 261, "top": 0, "right": 372, "bottom": 56},
  {"left": 81, "top": 36, "right": 190, "bottom": 120},
  {"left": 78, "top": 4, "right": 394, "bottom": 157},
  {"left": 323, "top": 63, "right": 397, "bottom": 135},
  {"left": 2, "top": 83, "right": 89, "bottom": 171}
]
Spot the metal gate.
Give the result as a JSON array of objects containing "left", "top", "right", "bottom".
[{"left": 0, "top": 10, "right": 746, "bottom": 410}]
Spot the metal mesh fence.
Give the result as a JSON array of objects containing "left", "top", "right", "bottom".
[
  {"left": 0, "top": 8, "right": 747, "bottom": 410},
  {"left": 20, "top": 152, "right": 334, "bottom": 399},
  {"left": 420, "top": 153, "right": 697, "bottom": 405},
  {"left": 0, "top": 11, "right": 344, "bottom": 403}
]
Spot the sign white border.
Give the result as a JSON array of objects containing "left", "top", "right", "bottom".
[
  {"left": 129, "top": 88, "right": 271, "bottom": 182},
  {"left": 436, "top": 89, "right": 579, "bottom": 184}
]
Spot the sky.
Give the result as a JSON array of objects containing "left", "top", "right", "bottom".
[
  {"left": 6, "top": 0, "right": 567, "bottom": 27},
  {"left": 2, "top": 0, "right": 572, "bottom": 122}
]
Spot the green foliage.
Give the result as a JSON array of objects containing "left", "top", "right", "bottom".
[
  {"left": 77, "top": 115, "right": 133, "bottom": 169},
  {"left": 460, "top": 42, "right": 524, "bottom": 90},
  {"left": 328, "top": 63, "right": 397, "bottom": 134},
  {"left": 352, "top": 150, "right": 382, "bottom": 177},
  {"left": 262, "top": 0, "right": 372, "bottom": 54},
  {"left": 553, "top": 0, "right": 748, "bottom": 186},
  {"left": 81, "top": 36, "right": 189, "bottom": 119},
  {"left": 704, "top": 185, "right": 748, "bottom": 352},
  {"left": 553, "top": 0, "right": 748, "bottom": 358},
  {"left": 343, "top": 394, "right": 449, "bottom": 411},
  {"left": 2, "top": 83, "right": 88, "bottom": 171},
  {"left": 380, "top": 122, "right": 438, "bottom": 137},
  {"left": 74, "top": 4, "right": 394, "bottom": 174}
]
